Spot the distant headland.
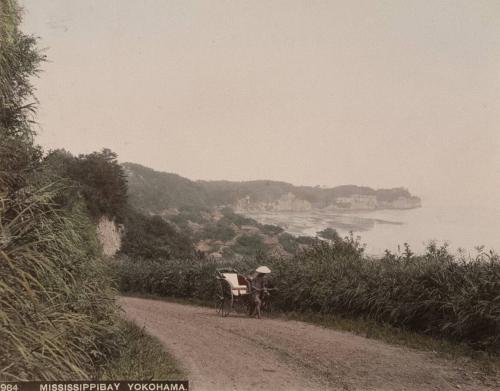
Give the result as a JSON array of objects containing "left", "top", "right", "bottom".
[{"left": 123, "top": 162, "right": 421, "bottom": 214}]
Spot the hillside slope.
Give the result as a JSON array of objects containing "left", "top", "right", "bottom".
[{"left": 123, "top": 162, "right": 421, "bottom": 214}]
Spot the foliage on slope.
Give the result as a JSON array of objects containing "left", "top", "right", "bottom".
[
  {"left": 161, "top": 206, "right": 304, "bottom": 259},
  {"left": 123, "top": 162, "right": 420, "bottom": 214},
  {"left": 0, "top": 1, "right": 122, "bottom": 380},
  {"left": 44, "top": 148, "right": 128, "bottom": 222},
  {"left": 0, "top": 188, "right": 120, "bottom": 380},
  {"left": 123, "top": 162, "right": 209, "bottom": 213},
  {"left": 119, "top": 208, "right": 195, "bottom": 260}
]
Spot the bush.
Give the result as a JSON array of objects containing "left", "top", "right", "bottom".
[
  {"left": 197, "top": 221, "right": 236, "bottom": 242},
  {"left": 231, "top": 234, "right": 267, "bottom": 257},
  {"left": 114, "top": 258, "right": 220, "bottom": 300},
  {"left": 271, "top": 240, "right": 500, "bottom": 350},
  {"left": 278, "top": 233, "right": 299, "bottom": 254},
  {"left": 317, "top": 228, "right": 341, "bottom": 242},
  {"left": 260, "top": 224, "right": 284, "bottom": 236},
  {"left": 220, "top": 208, "right": 258, "bottom": 227},
  {"left": 120, "top": 209, "right": 195, "bottom": 260},
  {"left": 116, "top": 237, "right": 500, "bottom": 351}
]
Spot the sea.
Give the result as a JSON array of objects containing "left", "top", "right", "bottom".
[{"left": 242, "top": 202, "right": 500, "bottom": 257}]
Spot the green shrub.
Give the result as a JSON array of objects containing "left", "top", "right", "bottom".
[
  {"left": 120, "top": 209, "right": 194, "bottom": 260},
  {"left": 317, "top": 227, "right": 341, "bottom": 242},
  {"left": 278, "top": 233, "right": 299, "bottom": 253},
  {"left": 270, "top": 240, "right": 500, "bottom": 351},
  {"left": 231, "top": 234, "right": 267, "bottom": 257},
  {"left": 260, "top": 224, "right": 284, "bottom": 236},
  {"left": 197, "top": 222, "right": 236, "bottom": 242},
  {"left": 114, "top": 258, "right": 220, "bottom": 300},
  {"left": 220, "top": 208, "right": 258, "bottom": 227},
  {"left": 116, "top": 237, "right": 500, "bottom": 351}
]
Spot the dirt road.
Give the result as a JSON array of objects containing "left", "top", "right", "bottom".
[{"left": 120, "top": 297, "right": 495, "bottom": 391}]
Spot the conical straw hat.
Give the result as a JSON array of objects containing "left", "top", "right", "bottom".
[{"left": 256, "top": 266, "right": 271, "bottom": 274}]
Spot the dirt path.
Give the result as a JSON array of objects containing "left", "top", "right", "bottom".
[{"left": 119, "top": 297, "right": 495, "bottom": 391}]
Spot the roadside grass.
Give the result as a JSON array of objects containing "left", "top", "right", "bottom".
[
  {"left": 122, "top": 293, "right": 500, "bottom": 380},
  {"left": 278, "top": 311, "right": 500, "bottom": 379},
  {"left": 99, "top": 319, "right": 185, "bottom": 380}
]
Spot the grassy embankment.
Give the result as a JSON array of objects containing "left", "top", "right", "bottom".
[
  {"left": 99, "top": 320, "right": 185, "bottom": 380},
  {"left": 0, "top": 0, "right": 181, "bottom": 380},
  {"left": 0, "top": 169, "right": 182, "bottom": 380}
]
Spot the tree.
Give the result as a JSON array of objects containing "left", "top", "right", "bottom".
[
  {"left": 317, "top": 227, "right": 341, "bottom": 242},
  {"left": 45, "top": 148, "right": 128, "bottom": 221},
  {"left": 120, "top": 209, "right": 195, "bottom": 260}
]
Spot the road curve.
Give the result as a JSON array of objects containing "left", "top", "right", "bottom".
[{"left": 119, "top": 297, "right": 494, "bottom": 391}]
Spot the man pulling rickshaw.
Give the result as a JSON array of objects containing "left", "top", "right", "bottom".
[{"left": 248, "top": 265, "right": 271, "bottom": 319}]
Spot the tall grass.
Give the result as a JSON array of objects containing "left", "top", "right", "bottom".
[
  {"left": 270, "top": 241, "right": 500, "bottom": 351},
  {"left": 115, "top": 237, "right": 500, "bottom": 351},
  {"left": 1, "top": 0, "right": 133, "bottom": 380},
  {"left": 115, "top": 256, "right": 222, "bottom": 300},
  {"left": 99, "top": 320, "right": 185, "bottom": 380},
  {"left": 0, "top": 183, "right": 120, "bottom": 380}
]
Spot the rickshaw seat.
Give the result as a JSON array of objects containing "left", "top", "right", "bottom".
[{"left": 221, "top": 272, "right": 248, "bottom": 296}]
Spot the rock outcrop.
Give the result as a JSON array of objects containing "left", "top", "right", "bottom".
[
  {"left": 236, "top": 193, "right": 312, "bottom": 212},
  {"left": 235, "top": 193, "right": 421, "bottom": 212},
  {"left": 96, "top": 216, "right": 123, "bottom": 257}
]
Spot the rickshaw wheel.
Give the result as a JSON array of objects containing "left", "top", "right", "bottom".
[
  {"left": 221, "top": 296, "right": 233, "bottom": 317},
  {"left": 261, "top": 297, "right": 272, "bottom": 315},
  {"left": 215, "top": 283, "right": 224, "bottom": 315},
  {"left": 215, "top": 295, "right": 224, "bottom": 315}
]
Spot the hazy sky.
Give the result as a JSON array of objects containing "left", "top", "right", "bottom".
[{"left": 21, "top": 0, "right": 500, "bottom": 207}]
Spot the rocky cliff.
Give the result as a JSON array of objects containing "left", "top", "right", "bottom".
[
  {"left": 96, "top": 216, "right": 123, "bottom": 257},
  {"left": 235, "top": 193, "right": 421, "bottom": 212},
  {"left": 236, "top": 193, "right": 313, "bottom": 212}
]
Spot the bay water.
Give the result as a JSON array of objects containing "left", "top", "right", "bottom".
[{"left": 243, "top": 202, "right": 500, "bottom": 256}]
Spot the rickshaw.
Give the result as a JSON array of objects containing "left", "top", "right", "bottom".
[
  {"left": 215, "top": 268, "right": 251, "bottom": 317},
  {"left": 215, "top": 267, "right": 273, "bottom": 317}
]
